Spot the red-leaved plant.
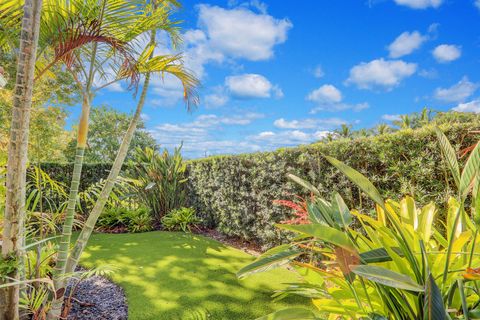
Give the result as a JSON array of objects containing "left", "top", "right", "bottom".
[{"left": 273, "top": 195, "right": 311, "bottom": 224}]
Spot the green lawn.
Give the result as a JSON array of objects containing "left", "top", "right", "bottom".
[{"left": 79, "top": 231, "right": 307, "bottom": 320}]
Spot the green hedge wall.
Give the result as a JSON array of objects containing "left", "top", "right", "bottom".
[{"left": 186, "top": 122, "right": 479, "bottom": 247}]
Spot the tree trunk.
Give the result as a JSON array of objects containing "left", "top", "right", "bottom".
[
  {"left": 47, "top": 94, "right": 90, "bottom": 320},
  {"left": 1, "top": 0, "right": 43, "bottom": 319},
  {"left": 65, "top": 30, "right": 157, "bottom": 275}
]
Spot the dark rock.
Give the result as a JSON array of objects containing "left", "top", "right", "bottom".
[{"left": 65, "top": 272, "right": 127, "bottom": 320}]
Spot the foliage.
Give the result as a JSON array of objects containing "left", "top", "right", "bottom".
[
  {"left": 127, "top": 146, "right": 187, "bottom": 222},
  {"left": 186, "top": 120, "right": 479, "bottom": 247},
  {"left": 0, "top": 53, "right": 79, "bottom": 163},
  {"left": 97, "top": 207, "right": 152, "bottom": 233},
  {"left": 127, "top": 209, "right": 153, "bottom": 233},
  {"left": 237, "top": 134, "right": 480, "bottom": 319},
  {"left": 161, "top": 207, "right": 200, "bottom": 232},
  {"left": 64, "top": 105, "right": 157, "bottom": 163}
]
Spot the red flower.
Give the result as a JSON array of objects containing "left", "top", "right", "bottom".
[{"left": 274, "top": 195, "right": 310, "bottom": 224}]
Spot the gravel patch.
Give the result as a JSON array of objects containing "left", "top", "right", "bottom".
[{"left": 65, "top": 272, "right": 127, "bottom": 320}]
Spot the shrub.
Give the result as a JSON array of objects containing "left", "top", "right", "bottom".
[
  {"left": 97, "top": 207, "right": 152, "bottom": 233},
  {"left": 126, "top": 146, "right": 187, "bottom": 223},
  {"left": 237, "top": 133, "right": 480, "bottom": 319},
  {"left": 127, "top": 208, "right": 153, "bottom": 233},
  {"left": 162, "top": 207, "right": 200, "bottom": 232},
  {"left": 186, "top": 121, "right": 479, "bottom": 247}
]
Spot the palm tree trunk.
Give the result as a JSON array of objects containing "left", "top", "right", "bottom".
[
  {"left": 67, "top": 69, "right": 153, "bottom": 275},
  {"left": 1, "top": 0, "right": 43, "bottom": 318},
  {"left": 65, "top": 30, "right": 157, "bottom": 275},
  {"left": 47, "top": 94, "right": 90, "bottom": 320}
]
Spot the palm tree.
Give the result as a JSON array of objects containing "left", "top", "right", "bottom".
[
  {"left": 393, "top": 114, "right": 412, "bottom": 129},
  {"left": 46, "top": 2, "right": 198, "bottom": 318},
  {"left": 419, "top": 106, "right": 432, "bottom": 127},
  {"left": 376, "top": 123, "right": 391, "bottom": 135},
  {"left": 336, "top": 124, "right": 352, "bottom": 138},
  {"left": 1, "top": 0, "right": 43, "bottom": 318}
]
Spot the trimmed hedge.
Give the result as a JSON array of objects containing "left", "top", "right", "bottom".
[
  {"left": 186, "top": 122, "right": 479, "bottom": 247},
  {"left": 35, "top": 121, "right": 479, "bottom": 248}
]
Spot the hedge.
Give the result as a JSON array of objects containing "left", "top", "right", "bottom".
[
  {"left": 34, "top": 121, "right": 479, "bottom": 248},
  {"left": 185, "top": 122, "right": 479, "bottom": 247}
]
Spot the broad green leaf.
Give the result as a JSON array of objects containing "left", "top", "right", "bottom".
[
  {"left": 256, "top": 308, "right": 317, "bottom": 320},
  {"left": 276, "top": 224, "right": 355, "bottom": 252},
  {"left": 313, "top": 198, "right": 336, "bottom": 227},
  {"left": 435, "top": 128, "right": 460, "bottom": 189},
  {"left": 460, "top": 141, "right": 480, "bottom": 198},
  {"left": 324, "top": 155, "right": 385, "bottom": 208},
  {"left": 352, "top": 265, "right": 424, "bottom": 292},
  {"left": 424, "top": 273, "right": 446, "bottom": 320},
  {"left": 237, "top": 246, "right": 302, "bottom": 279},
  {"left": 360, "top": 247, "right": 403, "bottom": 263},
  {"left": 333, "top": 192, "right": 352, "bottom": 227},
  {"left": 287, "top": 173, "right": 320, "bottom": 196},
  {"left": 307, "top": 202, "right": 328, "bottom": 225}
]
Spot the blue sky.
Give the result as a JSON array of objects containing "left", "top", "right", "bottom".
[{"left": 82, "top": 0, "right": 480, "bottom": 158}]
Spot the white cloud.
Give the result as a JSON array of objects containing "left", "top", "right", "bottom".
[
  {"left": 306, "top": 84, "right": 369, "bottom": 113},
  {"left": 433, "top": 44, "right": 461, "bottom": 63},
  {"left": 310, "top": 102, "right": 369, "bottom": 113},
  {"left": 434, "top": 77, "right": 478, "bottom": 102},
  {"left": 346, "top": 58, "right": 417, "bottom": 90},
  {"left": 273, "top": 117, "right": 347, "bottom": 129},
  {"left": 476, "top": 0, "right": 480, "bottom": 10},
  {"left": 249, "top": 130, "right": 330, "bottom": 147},
  {"left": 452, "top": 100, "right": 480, "bottom": 113},
  {"left": 225, "top": 74, "right": 282, "bottom": 99},
  {"left": 204, "top": 93, "right": 229, "bottom": 108},
  {"left": 418, "top": 68, "right": 438, "bottom": 79},
  {"left": 394, "top": 0, "right": 443, "bottom": 9},
  {"left": 382, "top": 114, "right": 402, "bottom": 121},
  {"left": 148, "top": 4, "right": 291, "bottom": 106},
  {"left": 197, "top": 4, "right": 292, "bottom": 61},
  {"left": 140, "top": 113, "right": 151, "bottom": 122},
  {"left": 307, "top": 85, "right": 342, "bottom": 103},
  {"left": 388, "top": 31, "right": 427, "bottom": 58},
  {"left": 105, "top": 82, "right": 125, "bottom": 92},
  {"left": 149, "top": 112, "right": 265, "bottom": 157},
  {"left": 313, "top": 65, "right": 325, "bottom": 78}
]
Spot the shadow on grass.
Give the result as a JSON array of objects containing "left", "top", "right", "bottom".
[{"left": 79, "top": 231, "right": 307, "bottom": 320}]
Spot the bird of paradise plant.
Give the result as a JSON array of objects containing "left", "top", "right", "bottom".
[{"left": 238, "top": 129, "right": 480, "bottom": 320}]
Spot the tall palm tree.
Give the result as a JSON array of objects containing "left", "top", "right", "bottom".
[
  {"left": 1, "top": 0, "right": 43, "bottom": 318},
  {"left": 376, "top": 123, "right": 391, "bottom": 135},
  {"left": 46, "top": 2, "right": 198, "bottom": 318}
]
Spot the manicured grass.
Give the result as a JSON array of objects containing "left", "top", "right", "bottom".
[{"left": 79, "top": 231, "right": 307, "bottom": 320}]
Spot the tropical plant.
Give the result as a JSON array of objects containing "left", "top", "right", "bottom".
[
  {"left": 127, "top": 209, "right": 153, "bottom": 233},
  {"left": 162, "top": 207, "right": 200, "bottom": 232},
  {"left": 96, "top": 206, "right": 151, "bottom": 233},
  {"left": 237, "top": 133, "right": 480, "bottom": 319},
  {"left": 375, "top": 123, "right": 391, "bottom": 135},
  {"left": 127, "top": 146, "right": 188, "bottom": 222},
  {"left": 61, "top": 9, "right": 198, "bottom": 320},
  {"left": 1, "top": 0, "right": 43, "bottom": 317},
  {"left": 335, "top": 124, "right": 353, "bottom": 139}
]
